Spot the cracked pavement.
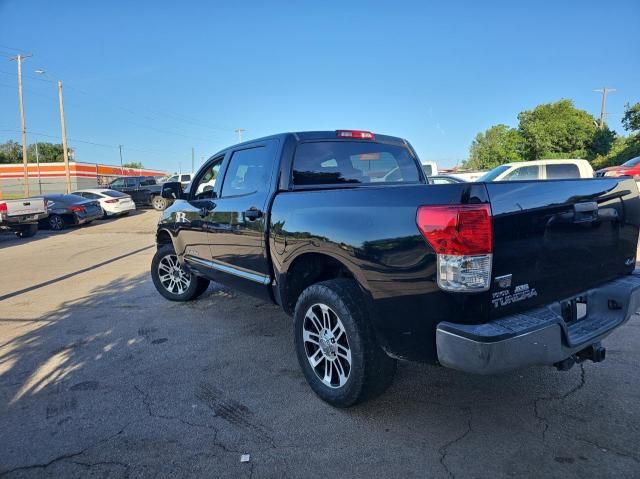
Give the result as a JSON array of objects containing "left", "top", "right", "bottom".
[{"left": 1, "top": 210, "right": 640, "bottom": 478}]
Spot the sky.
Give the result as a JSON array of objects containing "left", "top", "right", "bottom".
[{"left": 0, "top": 0, "right": 638, "bottom": 173}]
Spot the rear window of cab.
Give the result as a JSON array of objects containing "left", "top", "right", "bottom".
[{"left": 292, "top": 141, "right": 421, "bottom": 186}]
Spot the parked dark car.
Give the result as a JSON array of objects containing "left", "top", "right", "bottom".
[
  {"left": 151, "top": 130, "right": 640, "bottom": 407},
  {"left": 108, "top": 176, "right": 169, "bottom": 210},
  {"left": 39, "top": 194, "right": 103, "bottom": 231}
]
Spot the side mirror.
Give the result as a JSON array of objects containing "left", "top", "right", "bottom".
[{"left": 161, "top": 181, "right": 183, "bottom": 199}]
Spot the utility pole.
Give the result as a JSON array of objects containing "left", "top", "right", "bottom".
[
  {"left": 11, "top": 53, "right": 32, "bottom": 197},
  {"left": 191, "top": 147, "right": 195, "bottom": 173},
  {"left": 57, "top": 81, "right": 72, "bottom": 193},
  {"left": 118, "top": 145, "right": 124, "bottom": 174},
  {"left": 234, "top": 128, "right": 245, "bottom": 142},
  {"left": 594, "top": 87, "right": 616, "bottom": 129}
]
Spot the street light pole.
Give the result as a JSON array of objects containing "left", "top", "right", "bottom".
[
  {"left": 11, "top": 53, "right": 33, "bottom": 197},
  {"left": 119, "top": 145, "right": 124, "bottom": 174},
  {"left": 57, "top": 80, "right": 72, "bottom": 193}
]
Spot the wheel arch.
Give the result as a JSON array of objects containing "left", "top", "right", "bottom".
[{"left": 278, "top": 251, "right": 370, "bottom": 316}]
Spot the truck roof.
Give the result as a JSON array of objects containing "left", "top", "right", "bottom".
[{"left": 220, "top": 130, "right": 408, "bottom": 153}]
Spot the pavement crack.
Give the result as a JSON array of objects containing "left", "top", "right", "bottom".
[
  {"left": 0, "top": 424, "right": 127, "bottom": 477},
  {"left": 438, "top": 412, "right": 472, "bottom": 479},
  {"left": 533, "top": 363, "right": 586, "bottom": 442},
  {"left": 134, "top": 384, "right": 219, "bottom": 433},
  {"left": 575, "top": 437, "right": 640, "bottom": 463}
]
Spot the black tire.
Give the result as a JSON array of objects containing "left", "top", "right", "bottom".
[
  {"left": 151, "top": 244, "right": 209, "bottom": 301},
  {"left": 151, "top": 195, "right": 168, "bottom": 211},
  {"left": 48, "top": 214, "right": 66, "bottom": 231},
  {"left": 293, "top": 279, "right": 397, "bottom": 407},
  {"left": 15, "top": 223, "right": 38, "bottom": 238}
]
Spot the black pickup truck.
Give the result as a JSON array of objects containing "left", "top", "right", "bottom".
[
  {"left": 151, "top": 130, "right": 640, "bottom": 407},
  {"left": 108, "top": 176, "right": 169, "bottom": 210}
]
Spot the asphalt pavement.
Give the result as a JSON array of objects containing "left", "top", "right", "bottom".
[{"left": 0, "top": 209, "right": 639, "bottom": 478}]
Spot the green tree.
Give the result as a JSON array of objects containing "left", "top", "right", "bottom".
[
  {"left": 588, "top": 127, "right": 617, "bottom": 157},
  {"left": 622, "top": 102, "right": 640, "bottom": 135},
  {"left": 123, "top": 161, "right": 144, "bottom": 169},
  {"left": 466, "top": 124, "right": 524, "bottom": 169},
  {"left": 517, "top": 99, "right": 598, "bottom": 160},
  {"left": 27, "top": 142, "right": 66, "bottom": 163},
  {"left": 0, "top": 140, "right": 22, "bottom": 164}
]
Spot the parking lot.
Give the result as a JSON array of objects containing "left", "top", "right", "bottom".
[{"left": 1, "top": 209, "right": 639, "bottom": 478}]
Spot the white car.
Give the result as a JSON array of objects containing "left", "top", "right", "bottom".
[
  {"left": 72, "top": 188, "right": 136, "bottom": 217},
  {"left": 421, "top": 160, "right": 438, "bottom": 177},
  {"left": 478, "top": 159, "right": 594, "bottom": 182}
]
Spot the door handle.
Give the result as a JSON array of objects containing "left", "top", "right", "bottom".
[{"left": 244, "top": 207, "right": 263, "bottom": 221}]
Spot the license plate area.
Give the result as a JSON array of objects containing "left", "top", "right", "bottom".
[{"left": 561, "top": 296, "right": 588, "bottom": 325}]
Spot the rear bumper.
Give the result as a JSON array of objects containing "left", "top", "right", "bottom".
[
  {"left": 436, "top": 271, "right": 640, "bottom": 374},
  {"left": 74, "top": 211, "right": 102, "bottom": 224},
  {"left": 105, "top": 203, "right": 136, "bottom": 215},
  {"left": 0, "top": 212, "right": 48, "bottom": 224}
]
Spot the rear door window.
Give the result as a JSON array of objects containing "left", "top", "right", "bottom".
[
  {"left": 293, "top": 141, "right": 420, "bottom": 186},
  {"left": 546, "top": 163, "right": 580, "bottom": 179}
]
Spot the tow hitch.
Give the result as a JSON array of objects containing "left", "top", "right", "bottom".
[{"left": 554, "top": 342, "right": 606, "bottom": 371}]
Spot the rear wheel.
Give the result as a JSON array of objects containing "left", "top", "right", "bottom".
[
  {"left": 294, "top": 279, "right": 397, "bottom": 407},
  {"left": 15, "top": 223, "right": 38, "bottom": 238},
  {"left": 48, "top": 214, "right": 66, "bottom": 231},
  {"left": 151, "top": 195, "right": 168, "bottom": 211},
  {"left": 151, "top": 244, "right": 210, "bottom": 301}
]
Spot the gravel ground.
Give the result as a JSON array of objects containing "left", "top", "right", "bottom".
[{"left": 0, "top": 209, "right": 639, "bottom": 478}]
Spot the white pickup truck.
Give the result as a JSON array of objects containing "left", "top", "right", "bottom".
[{"left": 0, "top": 197, "right": 48, "bottom": 238}]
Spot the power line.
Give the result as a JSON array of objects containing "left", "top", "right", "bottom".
[{"left": 0, "top": 44, "right": 27, "bottom": 53}]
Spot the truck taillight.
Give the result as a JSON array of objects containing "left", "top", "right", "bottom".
[
  {"left": 44, "top": 199, "right": 48, "bottom": 210},
  {"left": 0, "top": 202, "right": 7, "bottom": 213},
  {"left": 336, "top": 130, "right": 375, "bottom": 140},
  {"left": 416, "top": 204, "right": 493, "bottom": 292}
]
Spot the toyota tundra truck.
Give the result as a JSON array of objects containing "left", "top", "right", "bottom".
[
  {"left": 0, "top": 197, "right": 48, "bottom": 238},
  {"left": 151, "top": 130, "right": 640, "bottom": 407}
]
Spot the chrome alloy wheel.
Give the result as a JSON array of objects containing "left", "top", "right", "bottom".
[
  {"left": 303, "top": 303, "right": 352, "bottom": 388},
  {"left": 157, "top": 254, "right": 191, "bottom": 294}
]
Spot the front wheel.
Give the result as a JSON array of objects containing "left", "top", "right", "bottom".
[
  {"left": 151, "top": 244, "right": 210, "bottom": 301},
  {"left": 151, "top": 195, "right": 168, "bottom": 211},
  {"left": 294, "top": 279, "right": 397, "bottom": 407}
]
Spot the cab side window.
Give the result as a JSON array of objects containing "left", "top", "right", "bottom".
[
  {"left": 504, "top": 165, "right": 540, "bottom": 181},
  {"left": 221, "top": 147, "right": 271, "bottom": 197},
  {"left": 546, "top": 163, "right": 580, "bottom": 179},
  {"left": 192, "top": 157, "right": 224, "bottom": 200}
]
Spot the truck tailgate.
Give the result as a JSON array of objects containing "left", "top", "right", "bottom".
[
  {"left": 2, "top": 198, "right": 46, "bottom": 217},
  {"left": 487, "top": 178, "right": 640, "bottom": 318}
]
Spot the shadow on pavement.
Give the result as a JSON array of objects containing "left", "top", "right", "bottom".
[{"left": 1, "top": 272, "right": 639, "bottom": 478}]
